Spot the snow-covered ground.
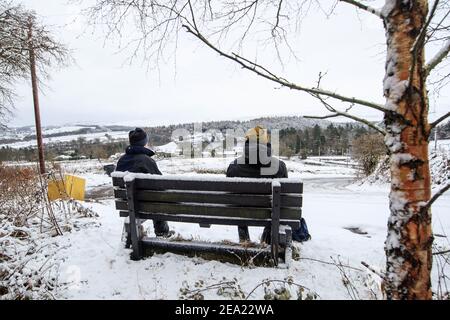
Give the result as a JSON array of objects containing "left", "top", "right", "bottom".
[
  {"left": 432, "top": 139, "right": 450, "bottom": 153},
  {"left": 33, "top": 154, "right": 448, "bottom": 300},
  {"left": 0, "top": 131, "right": 129, "bottom": 149},
  {"left": 42, "top": 126, "right": 97, "bottom": 136}
]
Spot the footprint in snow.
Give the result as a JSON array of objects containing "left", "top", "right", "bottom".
[{"left": 343, "top": 226, "right": 371, "bottom": 238}]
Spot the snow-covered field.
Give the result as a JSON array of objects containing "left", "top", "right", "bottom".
[
  {"left": 0, "top": 130, "right": 129, "bottom": 149},
  {"left": 25, "top": 154, "right": 446, "bottom": 300}
]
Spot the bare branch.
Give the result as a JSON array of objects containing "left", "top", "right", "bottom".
[
  {"left": 304, "top": 92, "right": 386, "bottom": 135},
  {"left": 423, "top": 183, "right": 450, "bottom": 211},
  {"left": 361, "top": 261, "right": 385, "bottom": 279},
  {"left": 305, "top": 112, "right": 385, "bottom": 134},
  {"left": 0, "top": 1, "right": 69, "bottom": 125},
  {"left": 339, "top": 0, "right": 383, "bottom": 18},
  {"left": 187, "top": 0, "right": 198, "bottom": 30},
  {"left": 410, "top": 0, "right": 440, "bottom": 83},
  {"left": 430, "top": 111, "right": 450, "bottom": 129},
  {"left": 245, "top": 279, "right": 318, "bottom": 300},
  {"left": 425, "top": 4, "right": 449, "bottom": 45},
  {"left": 271, "top": 0, "right": 283, "bottom": 37},
  {"left": 181, "top": 23, "right": 387, "bottom": 113},
  {"left": 433, "top": 249, "right": 450, "bottom": 255},
  {"left": 304, "top": 114, "right": 339, "bottom": 120}
]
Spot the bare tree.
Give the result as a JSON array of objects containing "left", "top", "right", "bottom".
[
  {"left": 84, "top": 0, "right": 450, "bottom": 299},
  {"left": 0, "top": 0, "right": 69, "bottom": 127}
]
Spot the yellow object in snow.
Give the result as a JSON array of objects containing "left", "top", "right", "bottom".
[
  {"left": 48, "top": 179, "right": 67, "bottom": 201},
  {"left": 48, "top": 175, "right": 86, "bottom": 201},
  {"left": 64, "top": 175, "right": 86, "bottom": 201}
]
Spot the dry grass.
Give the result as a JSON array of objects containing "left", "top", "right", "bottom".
[{"left": 0, "top": 164, "right": 96, "bottom": 299}]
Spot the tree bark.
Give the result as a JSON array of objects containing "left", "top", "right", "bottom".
[{"left": 382, "top": 0, "right": 432, "bottom": 300}]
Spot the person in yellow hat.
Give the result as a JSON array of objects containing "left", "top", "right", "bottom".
[
  {"left": 226, "top": 125, "right": 288, "bottom": 243},
  {"left": 245, "top": 126, "right": 269, "bottom": 144},
  {"left": 226, "top": 125, "right": 287, "bottom": 178}
]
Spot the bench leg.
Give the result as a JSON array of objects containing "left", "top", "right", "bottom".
[
  {"left": 238, "top": 226, "right": 250, "bottom": 242},
  {"left": 271, "top": 182, "right": 281, "bottom": 266},
  {"left": 126, "top": 180, "right": 143, "bottom": 260},
  {"left": 123, "top": 221, "right": 131, "bottom": 249},
  {"left": 279, "top": 225, "right": 293, "bottom": 267},
  {"left": 129, "top": 219, "right": 143, "bottom": 260},
  {"left": 123, "top": 218, "right": 143, "bottom": 249}
]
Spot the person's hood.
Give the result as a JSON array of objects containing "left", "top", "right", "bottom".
[
  {"left": 241, "top": 141, "right": 272, "bottom": 166},
  {"left": 125, "top": 145, "right": 155, "bottom": 157}
]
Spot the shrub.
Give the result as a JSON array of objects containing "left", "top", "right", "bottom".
[
  {"left": 352, "top": 133, "right": 387, "bottom": 176},
  {"left": 0, "top": 166, "right": 43, "bottom": 226}
]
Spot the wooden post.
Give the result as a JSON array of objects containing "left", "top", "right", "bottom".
[
  {"left": 27, "top": 18, "right": 45, "bottom": 174},
  {"left": 126, "top": 179, "right": 142, "bottom": 260},
  {"left": 271, "top": 181, "right": 281, "bottom": 266}
]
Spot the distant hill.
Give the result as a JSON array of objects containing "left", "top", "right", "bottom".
[
  {"left": 163, "top": 115, "right": 331, "bottom": 131},
  {"left": 0, "top": 116, "right": 333, "bottom": 148},
  {"left": 141, "top": 116, "right": 338, "bottom": 146},
  {"left": 0, "top": 124, "right": 134, "bottom": 148}
]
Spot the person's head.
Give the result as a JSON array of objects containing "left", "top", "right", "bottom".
[
  {"left": 245, "top": 125, "right": 269, "bottom": 145},
  {"left": 129, "top": 128, "right": 149, "bottom": 147},
  {"left": 242, "top": 125, "right": 272, "bottom": 163}
]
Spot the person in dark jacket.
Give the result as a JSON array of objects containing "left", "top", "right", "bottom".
[
  {"left": 116, "top": 128, "right": 162, "bottom": 175},
  {"left": 226, "top": 126, "right": 288, "bottom": 243},
  {"left": 116, "top": 128, "right": 170, "bottom": 237}
]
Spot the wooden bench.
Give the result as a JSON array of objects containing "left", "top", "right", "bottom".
[{"left": 112, "top": 172, "right": 303, "bottom": 266}]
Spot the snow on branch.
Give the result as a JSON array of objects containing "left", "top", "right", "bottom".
[
  {"left": 339, "top": 0, "right": 383, "bottom": 18},
  {"left": 423, "top": 183, "right": 450, "bottom": 211},
  {"left": 430, "top": 111, "right": 450, "bottom": 129},
  {"left": 425, "top": 39, "right": 450, "bottom": 77}
]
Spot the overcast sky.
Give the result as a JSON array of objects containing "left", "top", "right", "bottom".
[{"left": 8, "top": 0, "right": 449, "bottom": 128}]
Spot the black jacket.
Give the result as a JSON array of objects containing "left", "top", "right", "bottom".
[
  {"left": 116, "top": 145, "right": 162, "bottom": 175},
  {"left": 226, "top": 142, "right": 288, "bottom": 178}
]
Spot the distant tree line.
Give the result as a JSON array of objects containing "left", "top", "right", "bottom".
[
  {"left": 0, "top": 122, "right": 388, "bottom": 162},
  {"left": 278, "top": 123, "right": 371, "bottom": 158}
]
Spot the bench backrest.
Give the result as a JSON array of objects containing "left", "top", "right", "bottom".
[{"left": 112, "top": 173, "right": 303, "bottom": 228}]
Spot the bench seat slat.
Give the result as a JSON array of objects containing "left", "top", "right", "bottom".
[
  {"left": 115, "top": 200, "right": 301, "bottom": 220},
  {"left": 119, "top": 211, "right": 300, "bottom": 228},
  {"left": 112, "top": 177, "right": 303, "bottom": 194},
  {"left": 114, "top": 189, "right": 302, "bottom": 207}
]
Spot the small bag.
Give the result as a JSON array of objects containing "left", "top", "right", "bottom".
[{"left": 292, "top": 218, "right": 311, "bottom": 242}]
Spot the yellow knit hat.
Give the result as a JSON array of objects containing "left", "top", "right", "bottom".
[{"left": 245, "top": 126, "right": 269, "bottom": 144}]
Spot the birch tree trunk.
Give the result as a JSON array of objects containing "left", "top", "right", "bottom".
[{"left": 382, "top": 0, "right": 432, "bottom": 300}]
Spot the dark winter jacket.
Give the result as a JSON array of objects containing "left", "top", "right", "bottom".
[
  {"left": 116, "top": 145, "right": 162, "bottom": 175},
  {"left": 226, "top": 142, "right": 288, "bottom": 178}
]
